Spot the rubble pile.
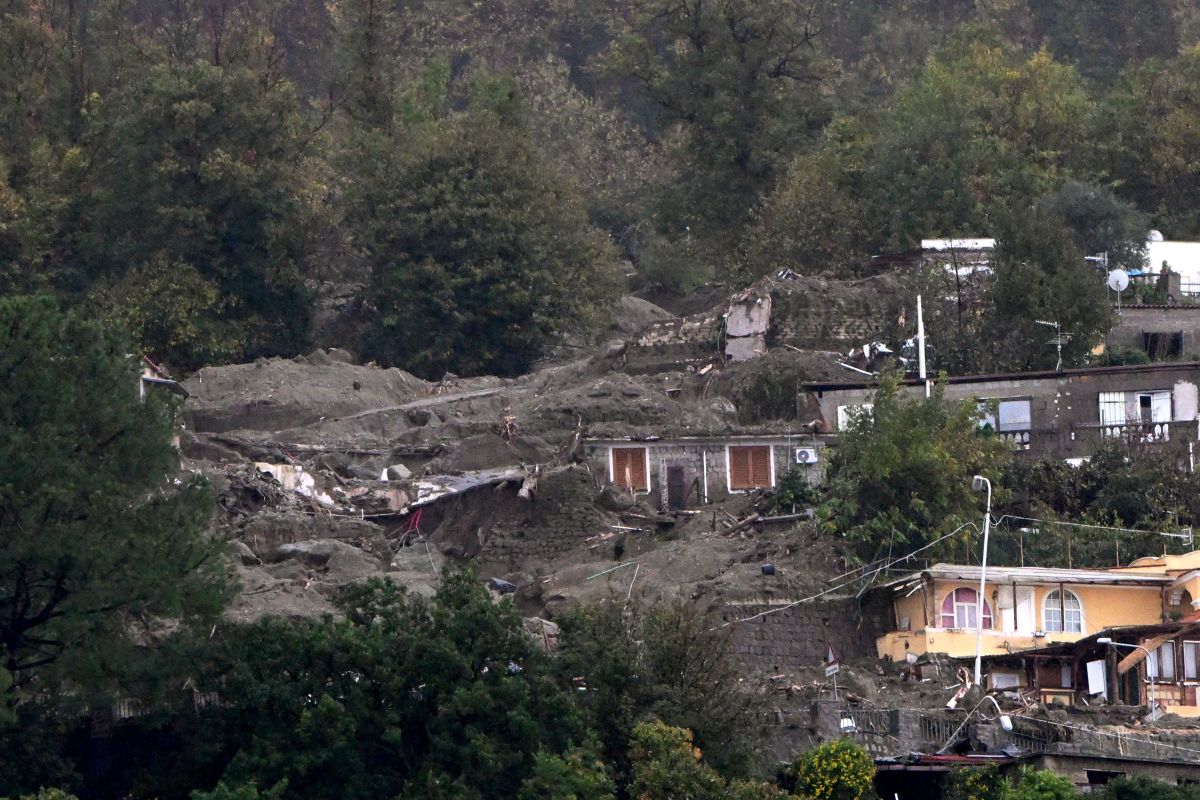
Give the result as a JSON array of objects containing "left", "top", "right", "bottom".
[{"left": 177, "top": 288, "right": 864, "bottom": 625}]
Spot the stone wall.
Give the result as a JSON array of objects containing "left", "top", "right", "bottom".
[
  {"left": 624, "top": 311, "right": 723, "bottom": 374},
  {"left": 474, "top": 466, "right": 616, "bottom": 570},
  {"left": 723, "top": 592, "right": 892, "bottom": 674},
  {"left": 620, "top": 274, "right": 907, "bottom": 373},
  {"left": 768, "top": 275, "right": 904, "bottom": 352}
]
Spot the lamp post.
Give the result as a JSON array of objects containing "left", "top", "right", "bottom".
[
  {"left": 971, "top": 475, "right": 992, "bottom": 686},
  {"left": 1098, "top": 637, "right": 1158, "bottom": 717}
]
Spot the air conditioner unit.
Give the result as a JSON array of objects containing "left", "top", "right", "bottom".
[{"left": 794, "top": 448, "right": 819, "bottom": 464}]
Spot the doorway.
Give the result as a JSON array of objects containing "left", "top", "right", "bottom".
[{"left": 666, "top": 466, "right": 687, "bottom": 510}]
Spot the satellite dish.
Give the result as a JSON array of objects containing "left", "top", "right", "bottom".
[{"left": 1107, "top": 269, "right": 1130, "bottom": 292}]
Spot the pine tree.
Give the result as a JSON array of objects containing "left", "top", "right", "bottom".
[{"left": 0, "top": 296, "right": 230, "bottom": 700}]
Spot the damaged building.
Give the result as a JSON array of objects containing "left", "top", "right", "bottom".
[
  {"left": 583, "top": 431, "right": 832, "bottom": 510},
  {"left": 804, "top": 361, "right": 1200, "bottom": 460}
]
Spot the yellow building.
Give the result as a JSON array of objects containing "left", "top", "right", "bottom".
[
  {"left": 1112, "top": 550, "right": 1200, "bottom": 609},
  {"left": 876, "top": 564, "right": 1173, "bottom": 663}
]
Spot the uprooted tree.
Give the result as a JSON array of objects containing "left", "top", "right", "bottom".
[{"left": 0, "top": 296, "right": 230, "bottom": 701}]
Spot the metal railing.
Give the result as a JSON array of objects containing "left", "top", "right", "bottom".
[
  {"left": 919, "top": 714, "right": 961, "bottom": 750},
  {"left": 848, "top": 708, "right": 898, "bottom": 737}
]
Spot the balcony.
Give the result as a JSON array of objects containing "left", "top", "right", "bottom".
[
  {"left": 1098, "top": 421, "right": 1171, "bottom": 443},
  {"left": 999, "top": 430, "right": 1031, "bottom": 450}
]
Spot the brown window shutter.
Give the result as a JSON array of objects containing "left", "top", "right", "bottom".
[
  {"left": 750, "top": 446, "right": 772, "bottom": 487},
  {"left": 612, "top": 448, "right": 647, "bottom": 491},
  {"left": 729, "top": 447, "right": 751, "bottom": 490}
]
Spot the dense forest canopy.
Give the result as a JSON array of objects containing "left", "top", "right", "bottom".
[{"left": 2, "top": 0, "right": 1200, "bottom": 375}]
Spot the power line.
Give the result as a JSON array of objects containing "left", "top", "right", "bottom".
[
  {"left": 994, "top": 515, "right": 1193, "bottom": 542},
  {"left": 1009, "top": 713, "right": 1200, "bottom": 761},
  {"left": 714, "top": 521, "right": 980, "bottom": 630}
]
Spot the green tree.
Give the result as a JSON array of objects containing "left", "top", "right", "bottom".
[
  {"left": 1093, "top": 774, "right": 1200, "bottom": 800},
  {"left": 192, "top": 782, "right": 287, "bottom": 800},
  {"left": 0, "top": 296, "right": 230, "bottom": 698},
  {"left": 866, "top": 36, "right": 1093, "bottom": 250},
  {"left": 80, "top": 59, "right": 316, "bottom": 368},
  {"left": 180, "top": 572, "right": 587, "bottom": 800},
  {"left": 820, "top": 370, "right": 1012, "bottom": 561},
  {"left": 331, "top": 0, "right": 402, "bottom": 131},
  {"left": 355, "top": 100, "right": 619, "bottom": 378},
  {"left": 1008, "top": 767, "right": 1080, "bottom": 800},
  {"left": 738, "top": 142, "right": 870, "bottom": 279},
  {"left": 517, "top": 744, "right": 617, "bottom": 800},
  {"left": 1027, "top": 0, "right": 1179, "bottom": 84},
  {"left": 1036, "top": 181, "right": 1147, "bottom": 273},
  {"left": 983, "top": 206, "right": 1115, "bottom": 371},
  {"left": 556, "top": 599, "right": 763, "bottom": 780},
  {"left": 1001, "top": 440, "right": 1200, "bottom": 568},
  {"left": 627, "top": 721, "right": 726, "bottom": 800},
  {"left": 942, "top": 766, "right": 1008, "bottom": 800},
  {"left": 8, "top": 790, "right": 81, "bottom": 800},
  {"left": 792, "top": 739, "right": 875, "bottom": 800},
  {"left": 722, "top": 780, "right": 794, "bottom": 800},
  {"left": 1098, "top": 47, "right": 1200, "bottom": 239},
  {"left": 608, "top": 0, "right": 832, "bottom": 256}
]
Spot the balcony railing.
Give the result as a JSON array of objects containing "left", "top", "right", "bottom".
[
  {"left": 1099, "top": 421, "right": 1171, "bottom": 442},
  {"left": 1000, "top": 430, "right": 1031, "bottom": 450}
]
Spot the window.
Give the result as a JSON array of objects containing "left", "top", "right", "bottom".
[
  {"left": 610, "top": 447, "right": 648, "bottom": 492},
  {"left": 978, "top": 399, "right": 1032, "bottom": 432},
  {"left": 1098, "top": 391, "right": 1171, "bottom": 426},
  {"left": 1043, "top": 589, "right": 1084, "bottom": 633},
  {"left": 836, "top": 404, "right": 873, "bottom": 431},
  {"left": 992, "top": 672, "right": 1021, "bottom": 690},
  {"left": 939, "top": 588, "right": 992, "bottom": 629},
  {"left": 1098, "top": 391, "right": 1125, "bottom": 426},
  {"left": 979, "top": 398, "right": 1033, "bottom": 449},
  {"left": 728, "top": 445, "right": 773, "bottom": 490},
  {"left": 1149, "top": 641, "right": 1177, "bottom": 681},
  {"left": 1184, "top": 641, "right": 1200, "bottom": 681}
]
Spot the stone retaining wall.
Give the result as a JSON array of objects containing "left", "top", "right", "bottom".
[
  {"left": 724, "top": 592, "right": 891, "bottom": 674},
  {"left": 475, "top": 466, "right": 615, "bottom": 570}
]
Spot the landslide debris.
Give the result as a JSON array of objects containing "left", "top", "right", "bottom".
[{"left": 179, "top": 287, "right": 869, "bottom": 634}]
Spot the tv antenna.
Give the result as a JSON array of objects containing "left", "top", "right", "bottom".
[
  {"left": 1107, "top": 269, "right": 1130, "bottom": 313},
  {"left": 1035, "top": 319, "right": 1070, "bottom": 372}
]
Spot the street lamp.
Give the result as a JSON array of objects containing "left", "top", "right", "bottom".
[
  {"left": 1098, "top": 637, "right": 1159, "bottom": 717},
  {"left": 971, "top": 475, "right": 992, "bottom": 686}
]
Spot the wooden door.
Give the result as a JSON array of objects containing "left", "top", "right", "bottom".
[{"left": 666, "top": 466, "right": 686, "bottom": 510}]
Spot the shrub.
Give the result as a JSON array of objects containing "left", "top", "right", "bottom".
[{"left": 792, "top": 739, "right": 875, "bottom": 800}]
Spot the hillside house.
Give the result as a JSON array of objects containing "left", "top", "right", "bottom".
[
  {"left": 875, "top": 564, "right": 1172, "bottom": 663},
  {"left": 803, "top": 361, "right": 1200, "bottom": 460},
  {"left": 583, "top": 432, "right": 833, "bottom": 510},
  {"left": 977, "top": 623, "right": 1200, "bottom": 716},
  {"left": 876, "top": 552, "right": 1200, "bottom": 715}
]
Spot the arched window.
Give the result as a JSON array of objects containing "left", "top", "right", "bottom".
[
  {"left": 1043, "top": 589, "right": 1083, "bottom": 633},
  {"left": 940, "top": 588, "right": 992, "bottom": 629}
]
